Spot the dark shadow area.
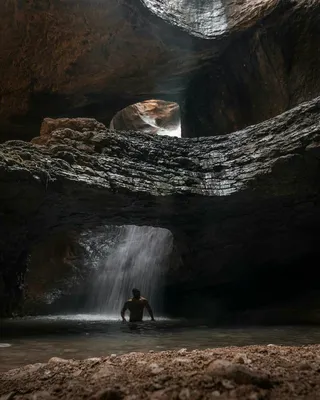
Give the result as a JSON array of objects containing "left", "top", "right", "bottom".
[{"left": 164, "top": 253, "right": 320, "bottom": 325}]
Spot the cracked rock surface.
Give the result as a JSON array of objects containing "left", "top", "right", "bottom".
[{"left": 0, "top": 97, "right": 320, "bottom": 317}]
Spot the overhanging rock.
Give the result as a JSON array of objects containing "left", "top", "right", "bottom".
[{"left": 0, "top": 97, "right": 320, "bottom": 316}]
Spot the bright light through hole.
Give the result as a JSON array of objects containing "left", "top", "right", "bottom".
[
  {"left": 157, "top": 123, "right": 181, "bottom": 137},
  {"left": 110, "top": 100, "right": 181, "bottom": 137}
]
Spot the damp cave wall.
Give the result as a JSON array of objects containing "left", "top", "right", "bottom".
[
  {"left": 1, "top": 0, "right": 320, "bottom": 319},
  {"left": 181, "top": 1, "right": 320, "bottom": 137},
  {"left": 1, "top": 1, "right": 320, "bottom": 140},
  {"left": 1, "top": 95, "right": 320, "bottom": 320}
]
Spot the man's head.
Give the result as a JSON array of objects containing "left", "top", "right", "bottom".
[{"left": 132, "top": 288, "right": 141, "bottom": 299}]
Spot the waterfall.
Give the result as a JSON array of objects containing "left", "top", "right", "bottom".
[{"left": 81, "top": 225, "right": 173, "bottom": 317}]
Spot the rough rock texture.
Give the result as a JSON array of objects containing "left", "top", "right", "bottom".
[
  {"left": 1, "top": 96, "right": 320, "bottom": 317},
  {"left": 110, "top": 100, "right": 180, "bottom": 134},
  {"left": 1, "top": 0, "right": 320, "bottom": 140},
  {"left": 1, "top": 345, "right": 320, "bottom": 399},
  {"left": 182, "top": 0, "right": 320, "bottom": 137},
  {"left": 23, "top": 231, "right": 83, "bottom": 314},
  {"left": 143, "top": 0, "right": 280, "bottom": 38}
]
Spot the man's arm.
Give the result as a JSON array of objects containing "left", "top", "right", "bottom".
[
  {"left": 145, "top": 301, "right": 155, "bottom": 321},
  {"left": 121, "top": 302, "right": 128, "bottom": 321}
]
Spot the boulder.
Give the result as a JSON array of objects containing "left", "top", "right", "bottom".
[{"left": 110, "top": 100, "right": 180, "bottom": 135}]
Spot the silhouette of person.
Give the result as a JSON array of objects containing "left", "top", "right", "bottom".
[{"left": 121, "top": 288, "right": 155, "bottom": 322}]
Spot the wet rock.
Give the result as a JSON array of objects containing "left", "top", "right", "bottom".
[
  {"left": 91, "top": 389, "right": 123, "bottom": 400},
  {"left": 1, "top": 345, "right": 320, "bottom": 400},
  {"left": 178, "top": 388, "right": 190, "bottom": 399},
  {"left": 221, "top": 379, "right": 235, "bottom": 389},
  {"left": 0, "top": 393, "right": 15, "bottom": 400},
  {"left": 207, "top": 359, "right": 232, "bottom": 371},
  {"left": 110, "top": 100, "right": 180, "bottom": 135},
  {"left": 1, "top": 97, "right": 320, "bottom": 319},
  {"left": 137, "top": 361, "right": 148, "bottom": 366},
  {"left": 207, "top": 360, "right": 273, "bottom": 389},
  {"left": 48, "top": 357, "right": 70, "bottom": 364},
  {"left": 144, "top": 0, "right": 279, "bottom": 38},
  {"left": 3, "top": 363, "right": 46, "bottom": 380},
  {"left": 151, "top": 383, "right": 164, "bottom": 391},
  {"left": 155, "top": 375, "right": 170, "bottom": 384},
  {"left": 150, "top": 391, "right": 169, "bottom": 400},
  {"left": 29, "top": 391, "right": 52, "bottom": 400},
  {"left": 202, "top": 374, "right": 213, "bottom": 383},
  {"left": 86, "top": 358, "right": 102, "bottom": 363},
  {"left": 149, "top": 363, "right": 164, "bottom": 375},
  {"left": 1, "top": 0, "right": 320, "bottom": 141},
  {"left": 233, "top": 353, "right": 252, "bottom": 365},
  {"left": 172, "top": 357, "right": 192, "bottom": 364},
  {"left": 92, "top": 364, "right": 115, "bottom": 379},
  {"left": 299, "top": 361, "right": 313, "bottom": 371}
]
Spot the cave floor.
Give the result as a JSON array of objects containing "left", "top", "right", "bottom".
[
  {"left": 1, "top": 316, "right": 320, "bottom": 373},
  {"left": 0, "top": 345, "right": 319, "bottom": 399}
]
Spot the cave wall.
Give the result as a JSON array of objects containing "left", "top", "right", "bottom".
[
  {"left": 1, "top": 0, "right": 320, "bottom": 320},
  {"left": 1, "top": 0, "right": 319, "bottom": 140},
  {"left": 182, "top": 1, "right": 320, "bottom": 137},
  {"left": 0, "top": 0, "right": 204, "bottom": 141},
  {"left": 23, "top": 231, "right": 81, "bottom": 314},
  {"left": 1, "top": 97, "right": 320, "bottom": 318}
]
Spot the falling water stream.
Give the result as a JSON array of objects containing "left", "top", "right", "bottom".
[{"left": 83, "top": 225, "right": 173, "bottom": 316}]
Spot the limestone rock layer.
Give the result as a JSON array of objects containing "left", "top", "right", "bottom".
[{"left": 0, "top": 97, "right": 320, "bottom": 317}]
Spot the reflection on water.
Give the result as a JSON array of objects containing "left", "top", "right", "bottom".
[{"left": 1, "top": 315, "right": 320, "bottom": 372}]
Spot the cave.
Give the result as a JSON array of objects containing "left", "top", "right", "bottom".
[
  {"left": 1, "top": 1, "right": 320, "bottom": 395},
  {"left": 24, "top": 225, "right": 177, "bottom": 317},
  {"left": 1, "top": 0, "right": 320, "bottom": 141},
  {"left": 1, "top": 98, "right": 320, "bottom": 322}
]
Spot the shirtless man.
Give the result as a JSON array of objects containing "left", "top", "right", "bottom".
[{"left": 121, "top": 288, "right": 155, "bottom": 322}]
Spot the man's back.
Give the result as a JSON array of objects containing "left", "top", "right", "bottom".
[
  {"left": 121, "top": 289, "right": 155, "bottom": 322},
  {"left": 124, "top": 296, "right": 148, "bottom": 322}
]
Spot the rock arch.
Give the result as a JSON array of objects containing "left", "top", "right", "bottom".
[{"left": 1, "top": 97, "right": 320, "bottom": 317}]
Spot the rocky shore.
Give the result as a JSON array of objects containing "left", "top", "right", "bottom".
[{"left": 1, "top": 345, "right": 320, "bottom": 399}]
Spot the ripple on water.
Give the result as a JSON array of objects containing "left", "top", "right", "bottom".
[
  {"left": 27, "top": 314, "right": 174, "bottom": 322},
  {"left": 2, "top": 317, "right": 320, "bottom": 373}
]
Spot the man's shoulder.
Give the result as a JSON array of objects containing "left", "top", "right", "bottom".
[{"left": 140, "top": 297, "right": 148, "bottom": 303}]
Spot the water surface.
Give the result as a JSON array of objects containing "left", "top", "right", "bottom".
[{"left": 1, "top": 314, "right": 320, "bottom": 373}]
